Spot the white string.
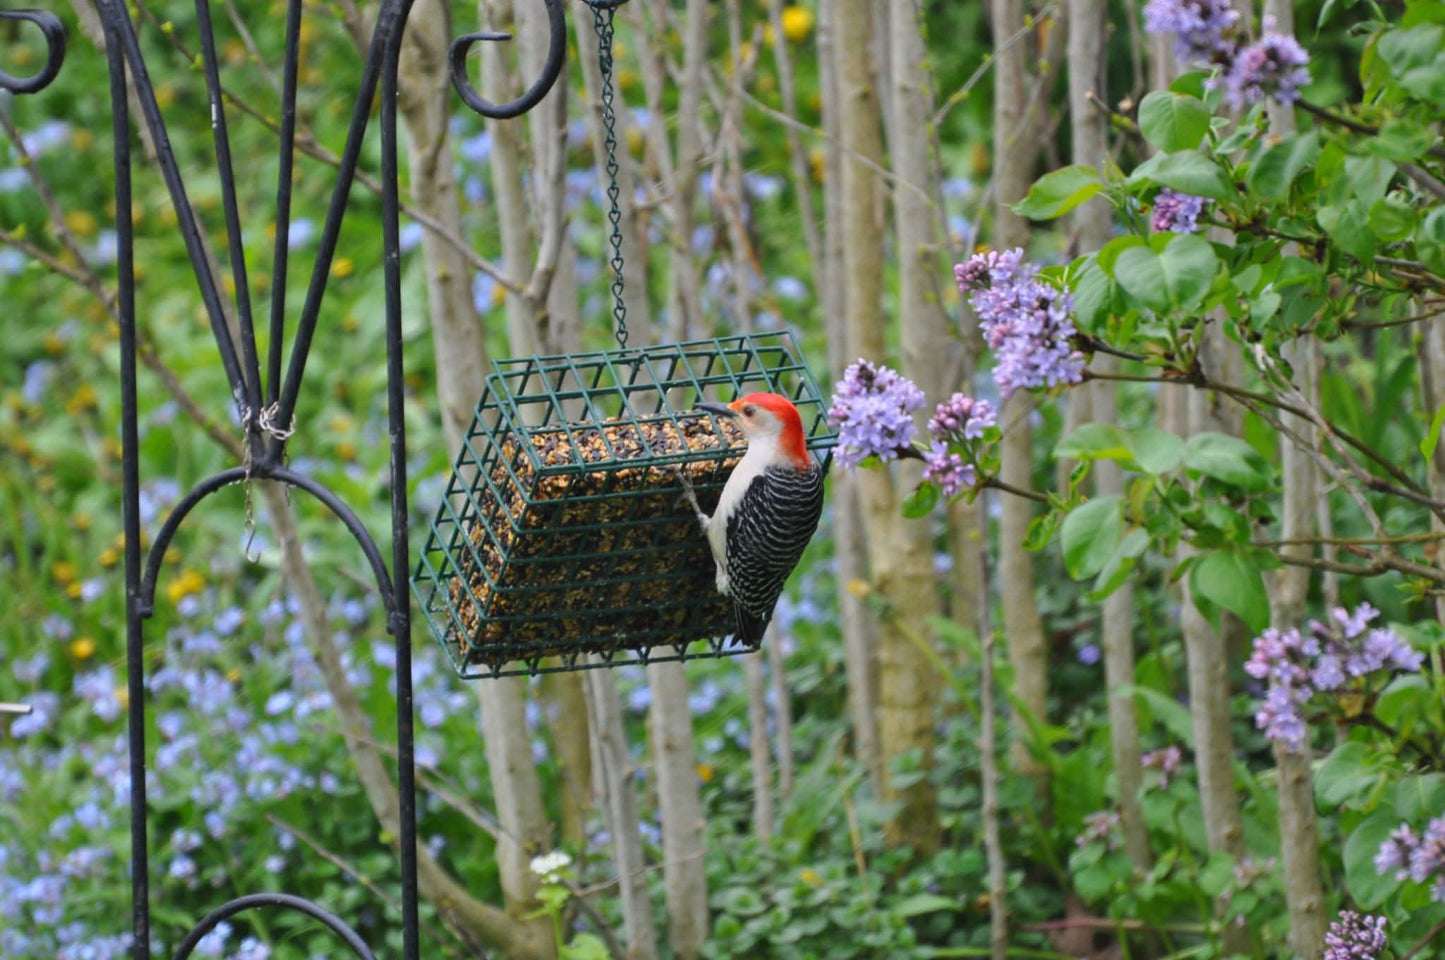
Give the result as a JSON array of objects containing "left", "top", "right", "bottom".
[{"left": 239, "top": 403, "right": 297, "bottom": 562}]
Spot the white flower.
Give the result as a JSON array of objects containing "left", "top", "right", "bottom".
[{"left": 529, "top": 850, "right": 572, "bottom": 882}]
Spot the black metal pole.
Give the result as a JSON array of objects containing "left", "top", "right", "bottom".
[{"left": 101, "top": 12, "right": 151, "bottom": 957}]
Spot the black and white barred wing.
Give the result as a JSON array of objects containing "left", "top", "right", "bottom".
[{"left": 723, "top": 464, "right": 825, "bottom": 646}]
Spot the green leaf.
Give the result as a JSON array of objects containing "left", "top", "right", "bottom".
[
  {"left": 561, "top": 935, "right": 612, "bottom": 960},
  {"left": 1189, "top": 550, "right": 1269, "bottom": 633},
  {"left": 893, "top": 893, "right": 959, "bottom": 918},
  {"left": 1370, "top": 197, "right": 1417, "bottom": 242},
  {"left": 1396, "top": 773, "right": 1445, "bottom": 822},
  {"left": 1138, "top": 91, "right": 1211, "bottom": 152},
  {"left": 1088, "top": 528, "right": 1149, "bottom": 600},
  {"left": 1182, "top": 432, "right": 1271, "bottom": 491},
  {"left": 1113, "top": 234, "right": 1219, "bottom": 316},
  {"left": 1376, "top": 674, "right": 1431, "bottom": 729},
  {"left": 1366, "top": 118, "right": 1435, "bottom": 163},
  {"left": 1377, "top": 23, "right": 1445, "bottom": 77},
  {"left": 1344, "top": 809, "right": 1403, "bottom": 909},
  {"left": 1316, "top": 741, "right": 1384, "bottom": 808},
  {"left": 1014, "top": 165, "right": 1105, "bottom": 220},
  {"left": 1098, "top": 235, "right": 1147, "bottom": 276},
  {"left": 1422, "top": 403, "right": 1445, "bottom": 462},
  {"left": 1060, "top": 496, "right": 1123, "bottom": 580},
  {"left": 1247, "top": 131, "right": 1319, "bottom": 201},
  {"left": 1198, "top": 852, "right": 1235, "bottom": 898},
  {"left": 1130, "top": 150, "right": 1234, "bottom": 202},
  {"left": 1072, "top": 261, "right": 1114, "bottom": 334},
  {"left": 1318, "top": 201, "right": 1377, "bottom": 265},
  {"left": 1056, "top": 423, "right": 1131, "bottom": 461},
  {"left": 1127, "top": 427, "right": 1184, "bottom": 475},
  {"left": 901, "top": 481, "right": 940, "bottom": 519}
]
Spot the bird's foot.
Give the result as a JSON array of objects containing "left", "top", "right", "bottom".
[{"left": 673, "top": 467, "right": 710, "bottom": 533}]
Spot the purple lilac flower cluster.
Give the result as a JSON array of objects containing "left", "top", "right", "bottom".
[
  {"left": 1223, "top": 25, "right": 1312, "bottom": 108},
  {"left": 929, "top": 393, "right": 997, "bottom": 443},
  {"left": 923, "top": 444, "right": 976, "bottom": 497},
  {"left": 1323, "top": 911, "right": 1388, "bottom": 960},
  {"left": 1143, "top": 1, "right": 1311, "bottom": 108},
  {"left": 955, "top": 249, "right": 1085, "bottom": 397},
  {"left": 1375, "top": 816, "right": 1445, "bottom": 903},
  {"left": 1143, "top": 0, "right": 1239, "bottom": 64},
  {"left": 827, "top": 359, "right": 927, "bottom": 468},
  {"left": 1141, "top": 745, "right": 1183, "bottom": 789},
  {"left": 1151, "top": 189, "right": 1208, "bottom": 233},
  {"left": 919, "top": 394, "right": 998, "bottom": 497},
  {"left": 1244, "top": 603, "right": 1423, "bottom": 750}
]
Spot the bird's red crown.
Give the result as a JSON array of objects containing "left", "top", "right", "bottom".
[{"left": 731, "top": 392, "right": 811, "bottom": 471}]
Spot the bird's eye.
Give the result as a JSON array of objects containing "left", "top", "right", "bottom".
[{"left": 742, "top": 404, "right": 756, "bottom": 417}]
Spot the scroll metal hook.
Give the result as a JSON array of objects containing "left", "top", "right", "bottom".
[
  {"left": 448, "top": 0, "right": 566, "bottom": 120},
  {"left": 0, "top": 9, "right": 66, "bottom": 95}
]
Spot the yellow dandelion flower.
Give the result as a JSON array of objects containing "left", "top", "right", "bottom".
[
  {"left": 799, "top": 868, "right": 823, "bottom": 887},
  {"left": 332, "top": 257, "right": 355, "bottom": 279},
  {"left": 65, "top": 581, "right": 82, "bottom": 599},
  {"left": 71, "top": 128, "right": 95, "bottom": 152},
  {"left": 99, "top": 546, "right": 120, "bottom": 567},
  {"left": 695, "top": 762, "right": 715, "bottom": 783},
  {"left": 52, "top": 561, "right": 78, "bottom": 584},
  {"left": 342, "top": 314, "right": 360, "bottom": 333},
  {"left": 155, "top": 82, "right": 176, "bottom": 109},
  {"left": 617, "top": 68, "right": 638, "bottom": 93},
  {"left": 43, "top": 332, "right": 66, "bottom": 356},
  {"left": 73, "top": 513, "right": 92, "bottom": 532},
  {"left": 115, "top": 685, "right": 129, "bottom": 708},
  {"left": 165, "top": 568, "right": 206, "bottom": 605},
  {"left": 66, "top": 383, "right": 99, "bottom": 415},
  {"left": 164, "top": 546, "right": 181, "bottom": 565},
  {"left": 225, "top": 668, "right": 242, "bottom": 684},
  {"left": 781, "top": 6, "right": 815, "bottom": 43},
  {"left": 491, "top": 281, "right": 507, "bottom": 307},
  {"left": 625, "top": 126, "right": 647, "bottom": 157},
  {"left": 329, "top": 413, "right": 354, "bottom": 434},
  {"left": 336, "top": 441, "right": 357, "bottom": 462},
  {"left": 70, "top": 637, "right": 96, "bottom": 660},
  {"left": 65, "top": 210, "right": 98, "bottom": 239}
]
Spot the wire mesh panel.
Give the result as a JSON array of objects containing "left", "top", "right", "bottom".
[{"left": 411, "top": 331, "right": 836, "bottom": 677}]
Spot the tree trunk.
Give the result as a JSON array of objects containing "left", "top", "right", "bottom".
[
  {"left": 1068, "top": 0, "right": 1150, "bottom": 873},
  {"left": 818, "top": 0, "right": 882, "bottom": 788},
  {"left": 1182, "top": 335, "right": 1249, "bottom": 953},
  {"left": 990, "top": 0, "right": 1050, "bottom": 794},
  {"left": 744, "top": 652, "right": 775, "bottom": 843},
  {"left": 1262, "top": 0, "right": 1326, "bottom": 943},
  {"left": 586, "top": 667, "right": 661, "bottom": 960},
  {"left": 835, "top": 0, "right": 940, "bottom": 853}
]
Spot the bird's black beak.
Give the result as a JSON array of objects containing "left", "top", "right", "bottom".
[{"left": 697, "top": 402, "right": 739, "bottom": 418}]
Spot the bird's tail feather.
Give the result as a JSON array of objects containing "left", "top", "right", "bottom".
[{"left": 732, "top": 601, "right": 771, "bottom": 650}]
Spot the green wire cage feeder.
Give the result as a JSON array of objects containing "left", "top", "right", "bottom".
[{"left": 411, "top": 330, "right": 837, "bottom": 678}]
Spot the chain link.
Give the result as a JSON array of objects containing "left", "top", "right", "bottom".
[{"left": 592, "top": 4, "right": 628, "bottom": 350}]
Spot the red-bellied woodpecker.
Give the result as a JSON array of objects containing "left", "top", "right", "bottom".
[{"left": 679, "top": 393, "right": 825, "bottom": 647}]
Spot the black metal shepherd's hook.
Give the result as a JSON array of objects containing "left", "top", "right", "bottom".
[{"left": 2, "top": 0, "right": 617, "bottom": 958}]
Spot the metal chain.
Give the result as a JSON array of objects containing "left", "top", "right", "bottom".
[{"left": 592, "top": 3, "right": 628, "bottom": 350}]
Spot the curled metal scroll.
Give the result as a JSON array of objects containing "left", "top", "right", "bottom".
[
  {"left": 136, "top": 463, "right": 398, "bottom": 619},
  {"left": 0, "top": 9, "right": 66, "bottom": 94},
  {"left": 448, "top": 0, "right": 566, "bottom": 119},
  {"left": 170, "top": 893, "right": 378, "bottom": 960}
]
